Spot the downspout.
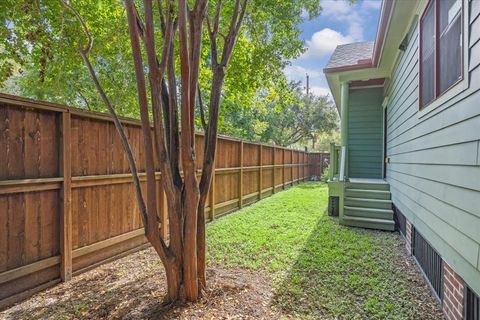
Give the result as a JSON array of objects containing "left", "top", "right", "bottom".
[{"left": 339, "top": 82, "right": 349, "bottom": 181}]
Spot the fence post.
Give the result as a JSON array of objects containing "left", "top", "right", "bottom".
[
  {"left": 210, "top": 167, "right": 216, "bottom": 220},
  {"left": 60, "top": 111, "right": 72, "bottom": 282},
  {"left": 321, "top": 153, "right": 325, "bottom": 177},
  {"left": 282, "top": 149, "right": 286, "bottom": 189},
  {"left": 258, "top": 145, "right": 263, "bottom": 200},
  {"left": 272, "top": 145, "right": 276, "bottom": 194},
  {"left": 295, "top": 151, "right": 298, "bottom": 184},
  {"left": 307, "top": 153, "right": 312, "bottom": 177},
  {"left": 239, "top": 141, "right": 244, "bottom": 208},
  {"left": 303, "top": 152, "right": 306, "bottom": 181},
  {"left": 305, "top": 152, "right": 308, "bottom": 181},
  {"left": 291, "top": 149, "right": 294, "bottom": 185}
]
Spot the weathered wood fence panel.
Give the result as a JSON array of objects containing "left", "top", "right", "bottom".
[
  {"left": 0, "top": 93, "right": 328, "bottom": 309},
  {"left": 308, "top": 152, "right": 330, "bottom": 177}
]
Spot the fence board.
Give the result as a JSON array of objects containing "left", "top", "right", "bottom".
[
  {"left": 309, "top": 152, "right": 330, "bottom": 177},
  {"left": 0, "top": 93, "right": 328, "bottom": 309}
]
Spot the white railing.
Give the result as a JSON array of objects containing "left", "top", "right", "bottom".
[{"left": 339, "top": 146, "right": 346, "bottom": 181}]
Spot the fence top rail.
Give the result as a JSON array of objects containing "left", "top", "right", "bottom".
[{"left": 0, "top": 92, "right": 310, "bottom": 153}]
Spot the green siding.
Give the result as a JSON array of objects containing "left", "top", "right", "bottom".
[
  {"left": 385, "top": 0, "right": 480, "bottom": 295},
  {"left": 348, "top": 87, "right": 384, "bottom": 179}
]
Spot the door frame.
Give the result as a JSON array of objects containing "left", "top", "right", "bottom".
[{"left": 382, "top": 97, "right": 389, "bottom": 179}]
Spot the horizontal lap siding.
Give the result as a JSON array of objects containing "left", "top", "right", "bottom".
[
  {"left": 386, "top": 2, "right": 480, "bottom": 295},
  {"left": 348, "top": 87, "right": 384, "bottom": 178}
]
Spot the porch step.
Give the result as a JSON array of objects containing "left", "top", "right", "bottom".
[
  {"left": 347, "top": 180, "right": 390, "bottom": 191},
  {"left": 344, "top": 206, "right": 393, "bottom": 220},
  {"left": 345, "top": 188, "right": 391, "bottom": 200},
  {"left": 341, "top": 179, "right": 395, "bottom": 232},
  {"left": 342, "top": 215, "right": 395, "bottom": 231},
  {"left": 344, "top": 197, "right": 392, "bottom": 210}
]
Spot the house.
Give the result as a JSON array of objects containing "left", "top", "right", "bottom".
[{"left": 324, "top": 0, "right": 480, "bottom": 319}]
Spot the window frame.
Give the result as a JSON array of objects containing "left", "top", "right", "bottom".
[{"left": 418, "top": 0, "right": 466, "bottom": 112}]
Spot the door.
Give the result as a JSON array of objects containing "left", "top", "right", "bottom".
[{"left": 347, "top": 87, "right": 384, "bottom": 179}]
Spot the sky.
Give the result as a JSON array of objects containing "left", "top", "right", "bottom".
[{"left": 284, "top": 0, "right": 382, "bottom": 97}]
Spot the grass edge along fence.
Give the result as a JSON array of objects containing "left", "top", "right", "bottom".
[{"left": 0, "top": 93, "right": 329, "bottom": 309}]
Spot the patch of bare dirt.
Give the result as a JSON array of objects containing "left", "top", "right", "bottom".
[{"left": 0, "top": 249, "right": 284, "bottom": 320}]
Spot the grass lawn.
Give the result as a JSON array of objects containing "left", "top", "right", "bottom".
[
  {"left": 1, "top": 182, "right": 442, "bottom": 320},
  {"left": 207, "top": 182, "right": 442, "bottom": 319}
]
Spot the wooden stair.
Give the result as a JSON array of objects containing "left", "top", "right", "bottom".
[{"left": 341, "top": 179, "right": 394, "bottom": 231}]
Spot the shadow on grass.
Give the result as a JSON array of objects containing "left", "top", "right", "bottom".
[{"left": 271, "top": 216, "right": 443, "bottom": 320}]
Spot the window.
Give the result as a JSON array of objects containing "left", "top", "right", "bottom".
[{"left": 420, "top": 0, "right": 463, "bottom": 109}]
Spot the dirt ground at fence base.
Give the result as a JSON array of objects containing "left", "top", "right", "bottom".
[{"left": 0, "top": 248, "right": 284, "bottom": 320}]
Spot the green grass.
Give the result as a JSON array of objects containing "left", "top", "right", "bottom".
[{"left": 206, "top": 182, "right": 425, "bottom": 319}]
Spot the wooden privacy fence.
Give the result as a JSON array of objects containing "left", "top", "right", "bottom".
[
  {"left": 309, "top": 152, "right": 330, "bottom": 177},
  {"left": 0, "top": 93, "right": 328, "bottom": 308}
]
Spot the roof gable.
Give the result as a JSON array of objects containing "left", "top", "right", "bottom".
[{"left": 325, "top": 41, "right": 374, "bottom": 72}]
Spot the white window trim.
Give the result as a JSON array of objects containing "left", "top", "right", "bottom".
[{"left": 417, "top": 0, "right": 470, "bottom": 119}]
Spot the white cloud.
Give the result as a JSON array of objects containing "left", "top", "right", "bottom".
[
  {"left": 310, "top": 86, "right": 331, "bottom": 97},
  {"left": 283, "top": 65, "right": 330, "bottom": 97},
  {"left": 284, "top": 65, "right": 322, "bottom": 80},
  {"left": 303, "top": 28, "right": 352, "bottom": 58},
  {"left": 362, "top": 0, "right": 382, "bottom": 10},
  {"left": 319, "top": 0, "right": 365, "bottom": 41},
  {"left": 321, "top": 0, "right": 352, "bottom": 16},
  {"left": 300, "top": 0, "right": 383, "bottom": 60}
]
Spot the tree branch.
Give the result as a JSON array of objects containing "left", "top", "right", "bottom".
[
  {"left": 126, "top": 0, "right": 172, "bottom": 260},
  {"left": 156, "top": 0, "right": 167, "bottom": 35},
  {"left": 141, "top": 0, "right": 178, "bottom": 200},
  {"left": 220, "top": 0, "right": 248, "bottom": 67},
  {"left": 197, "top": 84, "right": 207, "bottom": 131},
  {"left": 206, "top": 0, "right": 221, "bottom": 66},
  {"left": 62, "top": 1, "right": 172, "bottom": 258}
]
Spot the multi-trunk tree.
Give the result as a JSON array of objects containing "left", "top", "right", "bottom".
[{"left": 65, "top": 0, "right": 247, "bottom": 302}]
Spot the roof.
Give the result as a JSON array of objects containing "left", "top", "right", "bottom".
[
  {"left": 324, "top": 41, "right": 374, "bottom": 72},
  {"left": 323, "top": 0, "right": 394, "bottom": 75},
  {"left": 323, "top": 0, "right": 416, "bottom": 108}
]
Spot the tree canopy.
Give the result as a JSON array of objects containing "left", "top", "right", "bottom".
[
  {"left": 1, "top": 0, "right": 337, "bottom": 148},
  {"left": 220, "top": 81, "right": 339, "bottom": 149}
]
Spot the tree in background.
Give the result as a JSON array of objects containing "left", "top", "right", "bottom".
[
  {"left": 220, "top": 81, "right": 339, "bottom": 149},
  {"left": 267, "top": 83, "right": 338, "bottom": 148}
]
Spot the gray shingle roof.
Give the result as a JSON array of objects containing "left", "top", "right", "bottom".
[{"left": 325, "top": 41, "right": 374, "bottom": 70}]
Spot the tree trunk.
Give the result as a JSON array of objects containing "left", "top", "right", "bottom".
[
  {"left": 68, "top": 0, "right": 248, "bottom": 305},
  {"left": 182, "top": 187, "right": 200, "bottom": 301},
  {"left": 196, "top": 202, "right": 207, "bottom": 290},
  {"left": 164, "top": 258, "right": 182, "bottom": 302}
]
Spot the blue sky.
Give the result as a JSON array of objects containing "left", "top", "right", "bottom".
[{"left": 284, "top": 0, "right": 382, "bottom": 97}]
